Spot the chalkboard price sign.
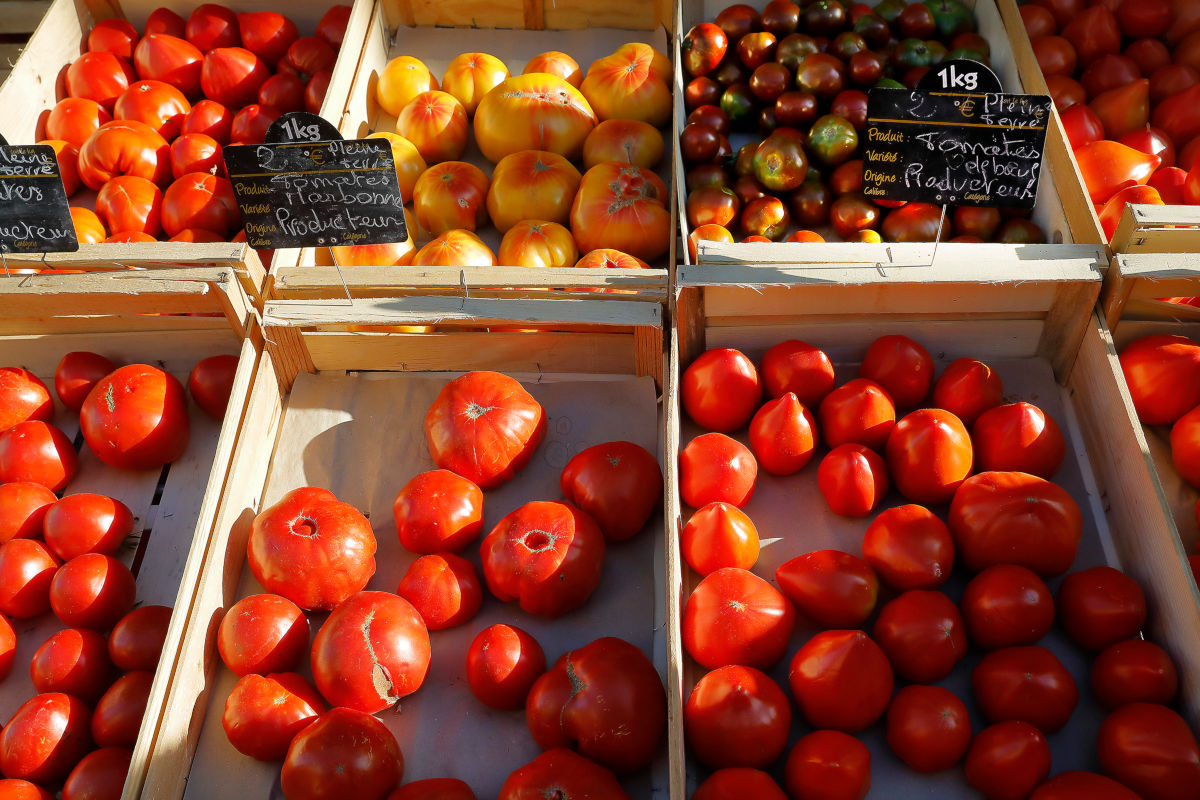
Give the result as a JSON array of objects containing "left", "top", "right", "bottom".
[
  {"left": 223, "top": 114, "right": 408, "bottom": 250},
  {"left": 0, "top": 136, "right": 79, "bottom": 254},
  {"left": 862, "top": 60, "right": 1051, "bottom": 209}
]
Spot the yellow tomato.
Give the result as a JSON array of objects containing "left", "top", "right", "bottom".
[
  {"left": 441, "top": 52, "right": 509, "bottom": 115},
  {"left": 523, "top": 51, "right": 582, "bottom": 87},
  {"left": 412, "top": 229, "right": 496, "bottom": 266},
  {"left": 396, "top": 91, "right": 467, "bottom": 163},
  {"left": 376, "top": 56, "right": 439, "bottom": 117},
  {"left": 614, "top": 42, "right": 671, "bottom": 83},
  {"left": 473, "top": 73, "right": 597, "bottom": 163},
  {"left": 331, "top": 239, "right": 416, "bottom": 266},
  {"left": 413, "top": 161, "right": 490, "bottom": 235},
  {"left": 575, "top": 248, "right": 649, "bottom": 269},
  {"left": 366, "top": 132, "right": 426, "bottom": 203},
  {"left": 580, "top": 50, "right": 671, "bottom": 127},
  {"left": 498, "top": 220, "right": 578, "bottom": 268},
  {"left": 485, "top": 149, "right": 581, "bottom": 233},
  {"left": 688, "top": 224, "right": 734, "bottom": 261},
  {"left": 582, "top": 119, "right": 664, "bottom": 169}
]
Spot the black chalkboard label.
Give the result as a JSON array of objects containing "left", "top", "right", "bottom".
[
  {"left": 223, "top": 135, "right": 408, "bottom": 250},
  {"left": 862, "top": 61, "right": 1051, "bottom": 209},
  {"left": 0, "top": 140, "right": 79, "bottom": 254}
]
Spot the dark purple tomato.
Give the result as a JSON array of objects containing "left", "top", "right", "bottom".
[
  {"left": 832, "top": 90, "right": 868, "bottom": 130},
  {"left": 686, "top": 77, "right": 723, "bottom": 110},
  {"left": 750, "top": 63, "right": 792, "bottom": 102},
  {"left": 832, "top": 32, "right": 868, "bottom": 60},
  {"left": 775, "top": 90, "right": 819, "bottom": 128},
  {"left": 849, "top": 51, "right": 885, "bottom": 85},
  {"left": 831, "top": 192, "right": 881, "bottom": 238},
  {"left": 804, "top": 0, "right": 848, "bottom": 36},
  {"left": 715, "top": 4, "right": 761, "bottom": 41},
  {"left": 787, "top": 180, "right": 833, "bottom": 227},
  {"left": 776, "top": 33, "right": 821, "bottom": 70},
  {"left": 797, "top": 53, "right": 847, "bottom": 100}
]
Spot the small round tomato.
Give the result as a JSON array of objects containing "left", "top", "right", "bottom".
[
  {"left": 0, "top": 482, "right": 56, "bottom": 544},
  {"left": 43, "top": 494, "right": 134, "bottom": 561},
  {"left": 108, "top": 604, "right": 171, "bottom": 671},
  {"left": 0, "top": 367, "right": 53, "bottom": 431},
  {"left": 526, "top": 636, "right": 665, "bottom": 774},
  {"left": 50, "top": 553, "right": 136, "bottom": 630},
  {"left": 859, "top": 334, "right": 933, "bottom": 408},
  {"left": 680, "top": 433, "right": 757, "bottom": 509},
  {"left": 91, "top": 670, "right": 153, "bottom": 748},
  {"left": 971, "top": 402, "right": 1065, "bottom": 479},
  {"left": 0, "top": 420, "right": 77, "bottom": 493},
  {"left": 560, "top": 441, "right": 662, "bottom": 541},
  {"left": 281, "top": 708, "right": 404, "bottom": 800},
  {"left": 818, "top": 443, "right": 888, "bottom": 518},
  {"left": 693, "top": 768, "right": 786, "bottom": 800},
  {"left": 760, "top": 340, "right": 836, "bottom": 407},
  {"left": 1090, "top": 638, "right": 1179, "bottom": 709},
  {"left": 776, "top": 549, "right": 878, "bottom": 628},
  {"left": 789, "top": 630, "right": 893, "bottom": 732},
  {"left": 498, "top": 749, "right": 627, "bottom": 800},
  {"left": 223, "top": 672, "right": 326, "bottom": 761},
  {"left": 749, "top": 393, "right": 817, "bottom": 475},
  {"left": 1029, "top": 771, "right": 1145, "bottom": 800},
  {"left": 861, "top": 504, "right": 954, "bottom": 590},
  {"left": 961, "top": 564, "right": 1054, "bottom": 650},
  {"left": 684, "top": 665, "right": 791, "bottom": 769},
  {"left": 965, "top": 721, "right": 1051, "bottom": 800},
  {"left": 80, "top": 364, "right": 190, "bottom": 470},
  {"left": 0, "top": 539, "right": 60, "bottom": 618},
  {"left": 681, "top": 502, "right": 759, "bottom": 575},
  {"left": 466, "top": 623, "right": 545, "bottom": 710},
  {"left": 784, "top": 730, "right": 871, "bottom": 800},
  {"left": 886, "top": 685, "right": 971, "bottom": 773},
  {"left": 0, "top": 693, "right": 93, "bottom": 784},
  {"left": 1056, "top": 566, "right": 1146, "bottom": 651},
  {"left": 396, "top": 552, "right": 481, "bottom": 631},
  {"left": 30, "top": 627, "right": 114, "bottom": 702},
  {"left": 818, "top": 378, "right": 895, "bottom": 449},
  {"left": 684, "top": 567, "right": 795, "bottom": 670},
  {"left": 932, "top": 357, "right": 1004, "bottom": 427},
  {"left": 392, "top": 470, "right": 483, "bottom": 555},
  {"left": 972, "top": 646, "right": 1078, "bottom": 733},
  {"left": 682, "top": 348, "right": 763, "bottom": 432},
  {"left": 1097, "top": 703, "right": 1200, "bottom": 800},
  {"left": 55, "top": 351, "right": 117, "bottom": 411},
  {"left": 873, "top": 590, "right": 966, "bottom": 683},
  {"left": 218, "top": 593, "right": 308, "bottom": 676},
  {"left": 188, "top": 354, "right": 238, "bottom": 419}
]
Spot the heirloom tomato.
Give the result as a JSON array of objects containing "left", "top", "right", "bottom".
[
  {"left": 396, "top": 553, "right": 481, "bottom": 630},
  {"left": 95, "top": 175, "right": 163, "bottom": 236},
  {"left": 181, "top": 99, "right": 232, "bottom": 143},
  {"left": 681, "top": 502, "right": 759, "bottom": 575},
  {"left": 279, "top": 36, "right": 335, "bottom": 81},
  {"left": 474, "top": 74, "right": 596, "bottom": 163},
  {"left": 1091, "top": 639, "right": 1179, "bottom": 708},
  {"left": 1056, "top": 566, "right": 1146, "bottom": 651},
  {"left": 679, "top": 432, "right": 758, "bottom": 508},
  {"left": 960, "top": 564, "right": 1054, "bottom": 650},
  {"left": 571, "top": 163, "right": 671, "bottom": 262},
  {"left": 218, "top": 593, "right": 308, "bottom": 676},
  {"left": 560, "top": 441, "right": 662, "bottom": 541},
  {"left": 859, "top": 334, "right": 932, "bottom": 408},
  {"left": 498, "top": 220, "right": 578, "bottom": 268},
  {"left": 80, "top": 363, "right": 189, "bottom": 470},
  {"left": 222, "top": 672, "right": 325, "bottom": 761},
  {"left": 741, "top": 196, "right": 790, "bottom": 240},
  {"left": 789, "top": 630, "right": 893, "bottom": 732},
  {"left": 411, "top": 230, "right": 495, "bottom": 266},
  {"left": 30, "top": 627, "right": 114, "bottom": 702},
  {"left": 748, "top": 392, "right": 816, "bottom": 475},
  {"left": 413, "top": 161, "right": 489, "bottom": 234},
  {"left": 784, "top": 730, "right": 871, "bottom": 800},
  {"left": 91, "top": 670, "right": 153, "bottom": 747},
  {"left": 88, "top": 18, "right": 138, "bottom": 60},
  {"left": 66, "top": 51, "right": 133, "bottom": 111},
  {"left": 687, "top": 186, "right": 740, "bottom": 229},
  {"left": 574, "top": 248, "right": 649, "bottom": 271},
  {"left": 44, "top": 493, "right": 133, "bottom": 561},
  {"left": 753, "top": 128, "right": 809, "bottom": 191},
  {"left": 0, "top": 366, "right": 52, "bottom": 429},
  {"left": 393, "top": 470, "right": 482, "bottom": 554},
  {"left": 1097, "top": 703, "right": 1200, "bottom": 800},
  {"left": 186, "top": 4, "right": 239, "bottom": 52},
  {"left": 582, "top": 119, "right": 663, "bottom": 169},
  {"left": 932, "top": 357, "right": 1002, "bottom": 426},
  {"left": 861, "top": 504, "right": 954, "bottom": 590},
  {"left": 972, "top": 646, "right": 1078, "bottom": 733},
  {"left": 818, "top": 443, "right": 888, "bottom": 517},
  {"left": 684, "top": 665, "right": 790, "bottom": 769},
  {"left": 200, "top": 47, "right": 268, "bottom": 108},
  {"left": 0, "top": 539, "right": 59, "bottom": 619},
  {"left": 364, "top": 132, "right": 425, "bottom": 203},
  {"left": 441, "top": 52, "right": 509, "bottom": 115},
  {"left": 396, "top": 91, "right": 467, "bottom": 163},
  {"left": 1099, "top": 185, "right": 1163, "bottom": 240},
  {"left": 683, "top": 23, "right": 729, "bottom": 77},
  {"left": 281, "top": 708, "right": 404, "bottom": 800},
  {"left": 0, "top": 693, "right": 93, "bottom": 784},
  {"left": 693, "top": 769, "right": 786, "bottom": 800},
  {"left": 1120, "top": 334, "right": 1200, "bottom": 425},
  {"left": 114, "top": 79, "right": 189, "bottom": 139},
  {"left": 485, "top": 149, "right": 580, "bottom": 233},
  {"left": 236, "top": 11, "right": 298, "bottom": 65},
  {"left": 47, "top": 98, "right": 111, "bottom": 149},
  {"left": 776, "top": 549, "right": 878, "bottom": 628},
  {"left": 818, "top": 378, "right": 895, "bottom": 449},
  {"left": 683, "top": 567, "right": 795, "bottom": 670},
  {"left": 78, "top": 119, "right": 172, "bottom": 190},
  {"left": 106, "top": 231, "right": 156, "bottom": 242},
  {"left": 133, "top": 35, "right": 204, "bottom": 99},
  {"left": 162, "top": 172, "right": 237, "bottom": 236},
  {"left": 42, "top": 140, "right": 80, "bottom": 196},
  {"left": 1029, "top": 771, "right": 1144, "bottom": 800},
  {"left": 50, "top": 553, "right": 135, "bottom": 630},
  {"left": 760, "top": 339, "right": 835, "bottom": 406},
  {"left": 0, "top": 482, "right": 55, "bottom": 543},
  {"left": 873, "top": 590, "right": 967, "bottom": 683},
  {"left": 965, "top": 721, "right": 1051, "bottom": 800},
  {"left": 682, "top": 347, "right": 762, "bottom": 432},
  {"left": 376, "top": 56, "right": 438, "bottom": 117},
  {"left": 170, "top": 133, "right": 222, "bottom": 179},
  {"left": 0, "top": 420, "right": 77, "bottom": 492},
  {"left": 466, "top": 623, "right": 545, "bottom": 710},
  {"left": 108, "top": 604, "right": 170, "bottom": 671},
  {"left": 1073, "top": 140, "right": 1159, "bottom": 204},
  {"left": 497, "top": 749, "right": 629, "bottom": 800},
  {"left": 305, "top": 69, "right": 331, "bottom": 113},
  {"left": 524, "top": 51, "right": 582, "bottom": 87}
]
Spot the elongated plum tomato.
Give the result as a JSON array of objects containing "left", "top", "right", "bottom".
[
  {"left": 281, "top": 707, "right": 404, "bottom": 800},
  {"left": 789, "top": 630, "right": 893, "bottom": 732},
  {"left": 560, "top": 441, "right": 663, "bottom": 541},
  {"left": 971, "top": 402, "right": 1065, "bottom": 478},
  {"left": 423, "top": 371, "right": 546, "bottom": 490},
  {"left": 1097, "top": 703, "right": 1200, "bottom": 800},
  {"left": 861, "top": 504, "right": 954, "bottom": 590},
  {"left": 80, "top": 364, "right": 189, "bottom": 470},
  {"left": 684, "top": 665, "right": 791, "bottom": 769},
  {"left": 873, "top": 590, "right": 967, "bottom": 684},
  {"left": 932, "top": 357, "right": 1003, "bottom": 426},
  {"left": 392, "top": 469, "right": 483, "bottom": 554},
  {"left": 760, "top": 340, "right": 836, "bottom": 407},
  {"left": 466, "top": 623, "right": 546, "bottom": 710},
  {"left": 681, "top": 502, "right": 759, "bottom": 575},
  {"left": 679, "top": 432, "right": 758, "bottom": 509},
  {"left": 0, "top": 482, "right": 56, "bottom": 544},
  {"left": 682, "top": 348, "right": 763, "bottom": 432},
  {"left": 0, "top": 367, "right": 53, "bottom": 430},
  {"left": 0, "top": 421, "right": 78, "bottom": 492},
  {"left": 246, "top": 487, "right": 377, "bottom": 611},
  {"left": 775, "top": 549, "right": 878, "bottom": 628},
  {"left": 396, "top": 552, "right": 482, "bottom": 630},
  {"left": 683, "top": 567, "right": 795, "bottom": 670},
  {"left": 784, "top": 730, "right": 871, "bottom": 800},
  {"left": 818, "top": 378, "right": 895, "bottom": 449},
  {"left": 222, "top": 671, "right": 324, "bottom": 761},
  {"left": 218, "top": 593, "right": 309, "bottom": 676},
  {"left": 859, "top": 334, "right": 933, "bottom": 408},
  {"left": 885, "top": 408, "right": 973, "bottom": 506},
  {"left": 43, "top": 493, "right": 133, "bottom": 561},
  {"left": 1119, "top": 334, "right": 1200, "bottom": 425},
  {"left": 749, "top": 393, "right": 817, "bottom": 475},
  {"left": 818, "top": 443, "right": 888, "bottom": 518},
  {"left": 55, "top": 351, "right": 117, "bottom": 411}
]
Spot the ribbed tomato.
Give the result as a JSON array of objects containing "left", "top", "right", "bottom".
[
  {"left": 570, "top": 163, "right": 670, "bottom": 261},
  {"left": 413, "top": 161, "right": 489, "bottom": 234},
  {"left": 582, "top": 119, "right": 664, "bottom": 169},
  {"left": 88, "top": 19, "right": 138, "bottom": 60},
  {"left": 71, "top": 207, "right": 107, "bottom": 243},
  {"left": 229, "top": 103, "right": 280, "bottom": 144},
  {"left": 376, "top": 56, "right": 438, "bottom": 117},
  {"left": 258, "top": 72, "right": 306, "bottom": 113},
  {"left": 78, "top": 119, "right": 171, "bottom": 189},
  {"left": 162, "top": 173, "right": 238, "bottom": 237},
  {"left": 498, "top": 220, "right": 578, "bottom": 268},
  {"left": 39, "top": 140, "right": 80, "bottom": 197},
  {"left": 181, "top": 99, "right": 232, "bottom": 144},
  {"left": 441, "top": 52, "right": 509, "bottom": 115},
  {"left": 95, "top": 175, "right": 164, "bottom": 236},
  {"left": 133, "top": 34, "right": 204, "bottom": 98},
  {"left": 473, "top": 73, "right": 597, "bottom": 163},
  {"left": 524, "top": 51, "right": 582, "bottom": 87},
  {"left": 411, "top": 230, "right": 495, "bottom": 266},
  {"left": 237, "top": 11, "right": 298, "bottom": 65},
  {"left": 616, "top": 42, "right": 670, "bottom": 82},
  {"left": 580, "top": 48, "right": 671, "bottom": 126},
  {"left": 396, "top": 91, "right": 467, "bottom": 163},
  {"left": 170, "top": 133, "right": 222, "bottom": 179},
  {"left": 186, "top": 3, "right": 240, "bottom": 52},
  {"left": 201, "top": 47, "right": 269, "bottom": 108},
  {"left": 113, "top": 79, "right": 190, "bottom": 139},
  {"left": 485, "top": 149, "right": 581, "bottom": 233},
  {"left": 681, "top": 502, "right": 759, "bottom": 575},
  {"left": 66, "top": 51, "right": 133, "bottom": 111},
  {"left": 46, "top": 98, "right": 111, "bottom": 149}
]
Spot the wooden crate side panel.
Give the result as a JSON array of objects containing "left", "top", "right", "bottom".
[
  {"left": 383, "top": 0, "right": 668, "bottom": 29},
  {"left": 663, "top": 319, "right": 685, "bottom": 800},
  {"left": 1111, "top": 205, "right": 1200, "bottom": 256},
  {"left": 1102, "top": 253, "right": 1200, "bottom": 332},
  {"left": 0, "top": 326, "right": 239, "bottom": 374}
]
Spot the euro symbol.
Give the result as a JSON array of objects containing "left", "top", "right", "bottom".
[{"left": 959, "top": 99, "right": 976, "bottom": 117}]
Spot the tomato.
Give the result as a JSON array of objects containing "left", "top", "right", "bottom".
[
  {"left": 221, "top": 671, "right": 325, "bottom": 761},
  {"left": 873, "top": 589, "right": 966, "bottom": 683},
  {"left": 526, "top": 636, "right": 665, "bottom": 773},
  {"left": 183, "top": 354, "right": 237, "bottom": 422},
  {"left": 186, "top": 4, "right": 239, "bottom": 52},
  {"left": 575, "top": 249, "right": 649, "bottom": 272},
  {"left": 217, "top": 593, "right": 308, "bottom": 676},
  {"left": 582, "top": 119, "right": 663, "bottom": 171},
  {"left": 71, "top": 206, "right": 107, "bottom": 243},
  {"left": 759, "top": 340, "right": 835, "bottom": 408},
  {"left": 682, "top": 23, "right": 729, "bottom": 77},
  {"left": 1021, "top": 3, "right": 1057, "bottom": 35},
  {"left": 1119, "top": 334, "right": 1200, "bottom": 425},
  {"left": 47, "top": 98, "right": 112, "bottom": 149},
  {"left": 43, "top": 493, "right": 132, "bottom": 562},
  {"left": 560, "top": 441, "right": 662, "bottom": 542},
  {"left": 229, "top": 102, "right": 280, "bottom": 145},
  {"left": 391, "top": 470, "right": 482, "bottom": 555},
  {"left": 679, "top": 433, "right": 758, "bottom": 509},
  {"left": 1091, "top": 638, "right": 1178, "bottom": 709},
  {"left": 466, "top": 623, "right": 545, "bottom": 710},
  {"left": 473, "top": 73, "right": 596, "bottom": 163},
  {"left": 145, "top": 8, "right": 186, "bottom": 38},
  {"left": 498, "top": 748, "right": 628, "bottom": 800},
  {"left": 571, "top": 162, "right": 671, "bottom": 262},
  {"left": 693, "top": 768, "right": 786, "bottom": 800},
  {"left": 931, "top": 357, "right": 1002, "bottom": 426},
  {"left": 310, "top": 5, "right": 349, "bottom": 50},
  {"left": 961, "top": 564, "right": 1053, "bottom": 650},
  {"left": 859, "top": 335, "right": 932, "bottom": 408},
  {"left": 199, "top": 47, "right": 268, "bottom": 108},
  {"left": 282, "top": 707, "right": 403, "bottom": 800},
  {"left": 62, "top": 747, "right": 132, "bottom": 800},
  {"left": 886, "top": 408, "right": 973, "bottom": 506},
  {"left": 784, "top": 730, "right": 870, "bottom": 800},
  {"left": 80, "top": 363, "right": 189, "bottom": 470},
  {"left": 684, "top": 665, "right": 790, "bottom": 769},
  {"left": 688, "top": 223, "right": 734, "bottom": 261},
  {"left": 1056, "top": 565, "right": 1146, "bottom": 651},
  {"left": 1073, "top": 139, "right": 1160, "bottom": 205},
  {"left": 181, "top": 99, "right": 232, "bottom": 144},
  {"left": 247, "top": 487, "right": 375, "bottom": 611},
  {"left": 114, "top": 79, "right": 189, "bottom": 139},
  {"left": 818, "top": 378, "right": 896, "bottom": 449},
  {"left": 305, "top": 69, "right": 331, "bottom": 114},
  {"left": 483, "top": 150, "right": 580, "bottom": 234},
  {"left": 789, "top": 630, "right": 892, "bottom": 732},
  {"left": 776, "top": 549, "right": 878, "bottom": 628},
  {"left": 973, "top": 646, "right": 1078, "bottom": 733},
  {"left": 237, "top": 11, "right": 297, "bottom": 65},
  {"left": 438, "top": 52, "right": 508, "bottom": 117},
  {"left": 818, "top": 443, "right": 888, "bottom": 518},
  {"left": 395, "top": 90, "right": 468, "bottom": 164},
  {"left": 361, "top": 132, "right": 425, "bottom": 205},
  {"left": 163, "top": 172, "right": 237, "bottom": 237},
  {"left": 376, "top": 56, "right": 439, "bottom": 117},
  {"left": 105, "top": 231, "right": 156, "bottom": 242},
  {"left": 95, "top": 174, "right": 163, "bottom": 236},
  {"left": 498, "top": 220, "right": 579, "bottom": 268},
  {"left": 0, "top": 482, "right": 55, "bottom": 544},
  {"left": 279, "top": 36, "right": 336, "bottom": 82},
  {"left": 681, "top": 502, "right": 759, "bottom": 575},
  {"left": 0, "top": 367, "right": 52, "bottom": 430},
  {"left": 108, "top": 604, "right": 170, "bottom": 672},
  {"left": 860, "top": 504, "right": 953, "bottom": 591},
  {"left": 1029, "top": 771, "right": 1144, "bottom": 800},
  {"left": 687, "top": 185, "right": 740, "bottom": 229},
  {"left": 682, "top": 348, "right": 763, "bottom": 433},
  {"left": 396, "top": 553, "right": 481, "bottom": 631},
  {"left": 412, "top": 230, "right": 496, "bottom": 266},
  {"left": 1170, "top": 404, "right": 1200, "bottom": 489},
  {"left": 524, "top": 51, "right": 582, "bottom": 88},
  {"left": 962, "top": 720, "right": 1052, "bottom": 800},
  {"left": 751, "top": 128, "right": 809, "bottom": 191},
  {"left": 88, "top": 18, "right": 138, "bottom": 60},
  {"left": 885, "top": 685, "right": 971, "bottom": 773},
  {"left": 949, "top": 471, "right": 1082, "bottom": 576},
  {"left": 387, "top": 780, "right": 475, "bottom": 800},
  {"left": 255, "top": 72, "right": 305, "bottom": 113},
  {"left": 170, "top": 228, "right": 223, "bottom": 242},
  {"left": 0, "top": 693, "right": 93, "bottom": 784},
  {"left": 1045, "top": 73, "right": 1086, "bottom": 112},
  {"left": 1098, "top": 703, "right": 1200, "bottom": 800},
  {"left": 49, "top": 553, "right": 135, "bottom": 630},
  {"left": 0, "top": 779, "right": 54, "bottom": 800},
  {"left": 66, "top": 51, "right": 133, "bottom": 111},
  {"left": 413, "top": 160, "right": 489, "bottom": 235},
  {"left": 133, "top": 35, "right": 204, "bottom": 99},
  {"left": 684, "top": 567, "right": 795, "bottom": 670},
  {"left": 91, "top": 670, "right": 152, "bottom": 748},
  {"left": 40, "top": 139, "right": 80, "bottom": 197},
  {"left": 30, "top": 627, "right": 114, "bottom": 701},
  {"left": 52, "top": 354, "right": 113, "bottom": 416},
  {"left": 580, "top": 47, "right": 670, "bottom": 126},
  {"left": 78, "top": 119, "right": 171, "bottom": 190},
  {"left": 747, "top": 393, "right": 817, "bottom": 476},
  {"left": 0, "top": 421, "right": 77, "bottom": 492}
]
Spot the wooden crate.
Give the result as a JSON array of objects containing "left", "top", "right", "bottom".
[
  {"left": 136, "top": 296, "right": 672, "bottom": 799},
  {"left": 666, "top": 253, "right": 1200, "bottom": 795},
  {"left": 0, "top": 0, "right": 376, "bottom": 301},
  {"left": 677, "top": 0, "right": 1090, "bottom": 267},
  {"left": 267, "top": 0, "right": 674, "bottom": 300},
  {"left": 0, "top": 270, "right": 259, "bottom": 800}
]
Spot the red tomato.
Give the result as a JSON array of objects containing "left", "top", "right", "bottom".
[
  {"left": 961, "top": 564, "right": 1054, "bottom": 650},
  {"left": 818, "top": 378, "right": 896, "bottom": 449},
  {"left": 145, "top": 8, "right": 186, "bottom": 38},
  {"left": 114, "top": 79, "right": 189, "bottom": 139},
  {"left": 133, "top": 34, "right": 203, "bottom": 98},
  {"left": 692, "top": 768, "right": 786, "bottom": 800},
  {"left": 66, "top": 51, "right": 133, "bottom": 111},
  {"left": 181, "top": 99, "right": 232, "bottom": 144},
  {"left": 91, "top": 670, "right": 153, "bottom": 748},
  {"left": 1056, "top": 566, "right": 1146, "bottom": 651},
  {"left": 965, "top": 721, "right": 1051, "bottom": 800},
  {"left": 78, "top": 118, "right": 171, "bottom": 189},
  {"left": 218, "top": 593, "right": 308, "bottom": 676},
  {"left": 316, "top": 5, "right": 351, "bottom": 48},
  {"left": 683, "top": 665, "right": 791, "bottom": 769},
  {"left": 1097, "top": 703, "right": 1200, "bottom": 800},
  {"left": 50, "top": 553, "right": 136, "bottom": 630},
  {"left": 424, "top": 371, "right": 545, "bottom": 490},
  {"left": 817, "top": 443, "right": 888, "bottom": 517},
  {"left": 258, "top": 72, "right": 305, "bottom": 112},
  {"left": 760, "top": 340, "right": 836, "bottom": 407},
  {"left": 62, "top": 747, "right": 131, "bottom": 800},
  {"left": 247, "top": 487, "right": 376, "bottom": 611},
  {"left": 886, "top": 685, "right": 971, "bottom": 773},
  {"left": 0, "top": 779, "right": 55, "bottom": 799},
  {"left": 281, "top": 707, "right": 404, "bottom": 800},
  {"left": 784, "top": 730, "right": 871, "bottom": 800},
  {"left": 393, "top": 470, "right": 483, "bottom": 554},
  {"left": 88, "top": 19, "right": 138, "bottom": 60},
  {"left": 1119, "top": 334, "right": 1200, "bottom": 425},
  {"left": 480, "top": 501, "right": 604, "bottom": 617},
  {"left": 1091, "top": 638, "right": 1178, "bottom": 709},
  {"left": 396, "top": 553, "right": 481, "bottom": 631},
  {"left": 971, "top": 402, "right": 1065, "bottom": 479},
  {"left": 931, "top": 357, "right": 1003, "bottom": 427},
  {"left": 748, "top": 393, "right": 817, "bottom": 475},
  {"left": 237, "top": 11, "right": 298, "bottom": 65},
  {"left": 30, "top": 627, "right": 114, "bottom": 702},
  {"left": 387, "top": 779, "right": 476, "bottom": 800},
  {"left": 80, "top": 363, "right": 189, "bottom": 470},
  {"left": 1029, "top": 771, "right": 1144, "bottom": 800},
  {"left": 788, "top": 630, "right": 893, "bottom": 732},
  {"left": 44, "top": 494, "right": 133, "bottom": 561},
  {"left": 776, "top": 549, "right": 878, "bottom": 628},
  {"left": 187, "top": 354, "right": 238, "bottom": 419},
  {"left": 681, "top": 501, "right": 759, "bottom": 575},
  {"left": 0, "top": 539, "right": 60, "bottom": 618},
  {"left": 0, "top": 367, "right": 53, "bottom": 429},
  {"left": 47, "top": 98, "right": 112, "bottom": 149},
  {"left": 55, "top": 351, "right": 117, "bottom": 411},
  {"left": 0, "top": 693, "right": 93, "bottom": 784},
  {"left": 222, "top": 672, "right": 325, "bottom": 761},
  {"left": 199, "top": 47, "right": 268, "bottom": 108},
  {"left": 305, "top": 69, "right": 331, "bottom": 113},
  {"left": 972, "top": 646, "right": 1078, "bottom": 733},
  {"left": 859, "top": 335, "right": 933, "bottom": 408},
  {"left": 560, "top": 441, "right": 663, "bottom": 541},
  {"left": 311, "top": 591, "right": 430, "bottom": 713},
  {"left": 1171, "top": 404, "right": 1200, "bottom": 488},
  {"left": 185, "top": 3, "right": 239, "bottom": 52},
  {"left": 873, "top": 589, "right": 966, "bottom": 683},
  {"left": 280, "top": 36, "right": 337, "bottom": 82},
  {"left": 679, "top": 432, "right": 758, "bottom": 508},
  {"left": 526, "top": 636, "right": 665, "bottom": 773},
  {"left": 169, "top": 132, "right": 222, "bottom": 179},
  {"left": 886, "top": 408, "right": 973, "bottom": 505},
  {"left": 861, "top": 504, "right": 954, "bottom": 590},
  {"left": 0, "top": 482, "right": 56, "bottom": 543},
  {"left": 949, "top": 471, "right": 1082, "bottom": 577},
  {"left": 684, "top": 567, "right": 795, "bottom": 670},
  {"left": 229, "top": 103, "right": 279, "bottom": 144},
  {"left": 108, "top": 604, "right": 171, "bottom": 671},
  {"left": 466, "top": 623, "right": 545, "bottom": 710},
  {"left": 682, "top": 348, "right": 763, "bottom": 432},
  {"left": 498, "top": 748, "right": 628, "bottom": 800},
  {"left": 0, "top": 612, "right": 12, "bottom": 680},
  {"left": 163, "top": 172, "right": 237, "bottom": 236},
  {"left": 0, "top": 421, "right": 77, "bottom": 492},
  {"left": 95, "top": 174, "right": 163, "bottom": 235}
]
